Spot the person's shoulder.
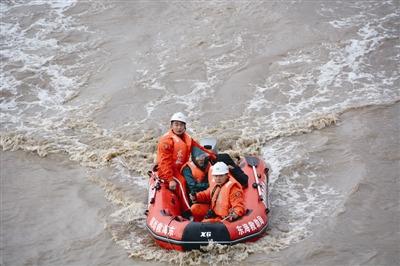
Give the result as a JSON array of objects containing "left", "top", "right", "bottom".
[
  {"left": 228, "top": 178, "right": 243, "bottom": 190},
  {"left": 182, "top": 162, "right": 191, "bottom": 170},
  {"left": 183, "top": 131, "right": 193, "bottom": 139},
  {"left": 159, "top": 131, "right": 173, "bottom": 141},
  {"left": 230, "top": 182, "right": 244, "bottom": 199},
  {"left": 182, "top": 165, "right": 192, "bottom": 174}
]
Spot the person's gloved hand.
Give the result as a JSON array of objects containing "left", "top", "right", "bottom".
[
  {"left": 208, "top": 151, "right": 217, "bottom": 162},
  {"left": 169, "top": 180, "right": 177, "bottom": 190},
  {"left": 228, "top": 211, "right": 239, "bottom": 222},
  {"left": 189, "top": 193, "right": 197, "bottom": 203}
]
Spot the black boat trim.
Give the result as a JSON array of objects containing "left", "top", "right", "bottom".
[{"left": 145, "top": 221, "right": 269, "bottom": 246}]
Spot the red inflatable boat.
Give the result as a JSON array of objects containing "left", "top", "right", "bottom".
[{"left": 145, "top": 156, "right": 270, "bottom": 251}]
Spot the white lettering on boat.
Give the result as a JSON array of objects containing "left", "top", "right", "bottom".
[
  {"left": 149, "top": 217, "right": 175, "bottom": 237},
  {"left": 200, "top": 231, "right": 212, "bottom": 237},
  {"left": 236, "top": 216, "right": 265, "bottom": 236}
]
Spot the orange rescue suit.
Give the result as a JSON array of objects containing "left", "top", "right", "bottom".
[
  {"left": 157, "top": 129, "right": 215, "bottom": 182},
  {"left": 157, "top": 129, "right": 192, "bottom": 182},
  {"left": 193, "top": 175, "right": 245, "bottom": 220},
  {"left": 156, "top": 129, "right": 216, "bottom": 211}
]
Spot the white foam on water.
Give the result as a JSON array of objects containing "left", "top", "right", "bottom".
[
  {"left": 48, "top": 0, "right": 77, "bottom": 13},
  {"left": 175, "top": 81, "right": 213, "bottom": 117},
  {"left": 206, "top": 34, "right": 245, "bottom": 71},
  {"left": 244, "top": 2, "right": 399, "bottom": 136},
  {"left": 329, "top": 14, "right": 364, "bottom": 29},
  {"left": 206, "top": 54, "right": 240, "bottom": 70},
  {"left": 246, "top": 86, "right": 270, "bottom": 112},
  {"left": 318, "top": 23, "right": 383, "bottom": 89},
  {"left": 0, "top": 98, "right": 18, "bottom": 113},
  {"left": 0, "top": 2, "right": 84, "bottom": 115},
  {"left": 142, "top": 77, "right": 214, "bottom": 123},
  {"left": 0, "top": 72, "right": 20, "bottom": 97},
  {"left": 140, "top": 31, "right": 248, "bottom": 125},
  {"left": 0, "top": 1, "right": 117, "bottom": 171},
  {"left": 260, "top": 138, "right": 342, "bottom": 247},
  {"left": 112, "top": 157, "right": 148, "bottom": 188},
  {"left": 277, "top": 52, "right": 313, "bottom": 66}
]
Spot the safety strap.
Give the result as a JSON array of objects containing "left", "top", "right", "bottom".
[
  {"left": 211, "top": 185, "right": 221, "bottom": 209},
  {"left": 173, "top": 177, "right": 191, "bottom": 210}
]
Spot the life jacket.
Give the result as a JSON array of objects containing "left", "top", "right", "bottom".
[
  {"left": 170, "top": 131, "right": 192, "bottom": 172},
  {"left": 181, "top": 161, "right": 209, "bottom": 183},
  {"left": 209, "top": 175, "right": 243, "bottom": 218},
  {"left": 157, "top": 129, "right": 193, "bottom": 181}
]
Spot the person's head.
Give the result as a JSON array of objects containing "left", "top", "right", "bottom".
[
  {"left": 194, "top": 153, "right": 208, "bottom": 169},
  {"left": 170, "top": 112, "right": 187, "bottom": 136},
  {"left": 211, "top": 162, "right": 229, "bottom": 185},
  {"left": 191, "top": 147, "right": 208, "bottom": 170}
]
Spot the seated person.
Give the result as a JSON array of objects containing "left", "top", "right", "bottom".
[
  {"left": 190, "top": 162, "right": 245, "bottom": 222},
  {"left": 181, "top": 147, "right": 211, "bottom": 199},
  {"left": 215, "top": 153, "right": 249, "bottom": 188}
]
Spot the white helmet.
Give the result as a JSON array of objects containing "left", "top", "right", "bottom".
[
  {"left": 170, "top": 112, "right": 187, "bottom": 124},
  {"left": 212, "top": 162, "right": 229, "bottom": 175}
]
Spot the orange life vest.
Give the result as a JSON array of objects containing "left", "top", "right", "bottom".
[
  {"left": 181, "top": 161, "right": 209, "bottom": 183},
  {"left": 196, "top": 174, "right": 245, "bottom": 218},
  {"left": 156, "top": 129, "right": 193, "bottom": 182},
  {"left": 210, "top": 176, "right": 242, "bottom": 217},
  {"left": 170, "top": 131, "right": 192, "bottom": 171}
]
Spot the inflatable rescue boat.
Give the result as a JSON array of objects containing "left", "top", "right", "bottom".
[{"left": 145, "top": 150, "right": 270, "bottom": 251}]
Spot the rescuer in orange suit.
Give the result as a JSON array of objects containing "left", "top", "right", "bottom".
[
  {"left": 156, "top": 112, "right": 216, "bottom": 219},
  {"left": 190, "top": 162, "right": 245, "bottom": 222}
]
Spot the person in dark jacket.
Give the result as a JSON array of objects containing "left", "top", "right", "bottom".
[{"left": 181, "top": 147, "right": 211, "bottom": 199}]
